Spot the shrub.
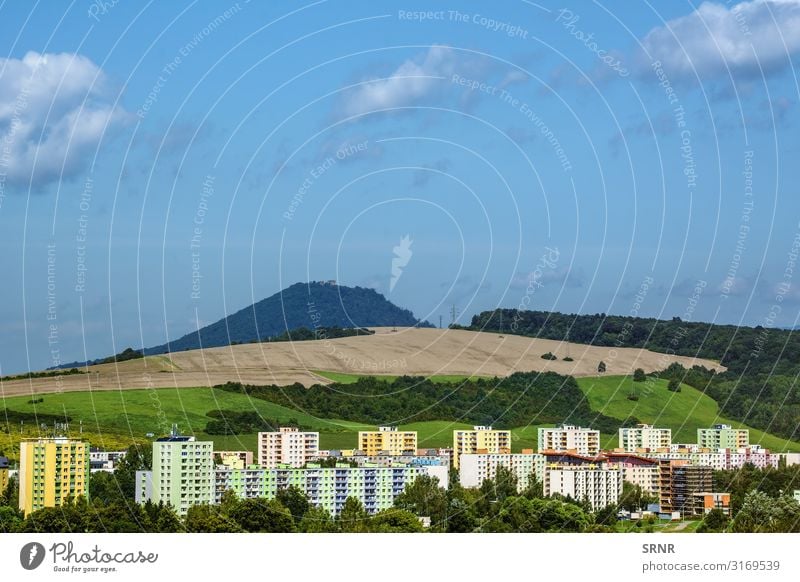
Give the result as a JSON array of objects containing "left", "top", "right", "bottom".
[{"left": 541, "top": 352, "right": 557, "bottom": 361}]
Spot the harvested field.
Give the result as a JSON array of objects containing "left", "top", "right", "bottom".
[{"left": 0, "top": 327, "right": 723, "bottom": 397}]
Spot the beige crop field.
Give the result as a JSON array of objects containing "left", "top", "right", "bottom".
[{"left": 0, "top": 327, "right": 723, "bottom": 397}]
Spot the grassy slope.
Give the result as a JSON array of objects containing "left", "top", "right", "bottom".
[
  {"left": 0, "top": 387, "right": 547, "bottom": 456},
  {"left": 2, "top": 374, "right": 796, "bottom": 461},
  {"left": 576, "top": 375, "right": 800, "bottom": 452}
]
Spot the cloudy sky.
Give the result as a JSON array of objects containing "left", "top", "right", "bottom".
[{"left": 1, "top": 1, "right": 799, "bottom": 374}]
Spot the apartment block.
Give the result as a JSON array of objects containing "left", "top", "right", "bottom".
[
  {"left": 618, "top": 424, "right": 672, "bottom": 452},
  {"left": 18, "top": 438, "right": 90, "bottom": 516},
  {"left": 723, "top": 447, "right": 780, "bottom": 470},
  {"left": 459, "top": 451, "right": 545, "bottom": 491},
  {"left": 697, "top": 424, "right": 749, "bottom": 450},
  {"left": 258, "top": 427, "right": 319, "bottom": 468},
  {"left": 140, "top": 434, "right": 214, "bottom": 516},
  {"left": 538, "top": 425, "right": 600, "bottom": 456},
  {"left": 0, "top": 456, "right": 9, "bottom": 495},
  {"left": 358, "top": 426, "right": 417, "bottom": 456},
  {"left": 347, "top": 453, "right": 451, "bottom": 469},
  {"left": 643, "top": 447, "right": 779, "bottom": 471},
  {"left": 691, "top": 492, "right": 731, "bottom": 516},
  {"left": 89, "top": 449, "right": 127, "bottom": 473},
  {"left": 604, "top": 453, "right": 660, "bottom": 495},
  {"left": 214, "top": 462, "right": 447, "bottom": 516},
  {"left": 544, "top": 464, "right": 623, "bottom": 511},
  {"left": 453, "top": 426, "right": 511, "bottom": 468},
  {"left": 216, "top": 450, "right": 254, "bottom": 469},
  {"left": 658, "top": 460, "right": 713, "bottom": 516}
]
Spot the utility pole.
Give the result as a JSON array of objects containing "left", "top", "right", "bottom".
[
  {"left": 439, "top": 315, "right": 443, "bottom": 329},
  {"left": 450, "top": 305, "right": 458, "bottom": 326}
]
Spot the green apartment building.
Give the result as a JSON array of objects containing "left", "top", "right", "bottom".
[
  {"left": 697, "top": 424, "right": 749, "bottom": 450},
  {"left": 136, "top": 434, "right": 214, "bottom": 516}
]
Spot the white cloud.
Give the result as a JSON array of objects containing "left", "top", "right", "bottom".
[
  {"left": 339, "top": 46, "right": 458, "bottom": 118},
  {"left": 0, "top": 51, "right": 129, "bottom": 190},
  {"left": 638, "top": 0, "right": 800, "bottom": 80}
]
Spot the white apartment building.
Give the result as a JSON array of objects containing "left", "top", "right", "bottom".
[
  {"left": 459, "top": 452, "right": 546, "bottom": 491},
  {"left": 538, "top": 425, "right": 600, "bottom": 456},
  {"left": 137, "top": 434, "right": 214, "bottom": 516},
  {"left": 258, "top": 427, "right": 319, "bottom": 468},
  {"left": 605, "top": 453, "right": 660, "bottom": 494},
  {"left": 545, "top": 464, "right": 623, "bottom": 510},
  {"left": 89, "top": 449, "right": 127, "bottom": 473},
  {"left": 784, "top": 453, "right": 800, "bottom": 466},
  {"left": 618, "top": 424, "right": 672, "bottom": 452},
  {"left": 641, "top": 447, "right": 779, "bottom": 471}
]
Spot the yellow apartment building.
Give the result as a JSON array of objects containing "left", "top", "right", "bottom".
[
  {"left": 358, "top": 426, "right": 417, "bottom": 456},
  {"left": 453, "top": 426, "right": 512, "bottom": 468},
  {"left": 18, "top": 438, "right": 90, "bottom": 516}
]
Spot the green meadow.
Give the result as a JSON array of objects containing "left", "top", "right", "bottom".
[
  {"left": 576, "top": 375, "right": 800, "bottom": 452},
  {"left": 1, "top": 373, "right": 797, "bottom": 462}
]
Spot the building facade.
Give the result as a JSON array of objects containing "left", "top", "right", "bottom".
[
  {"left": 358, "top": 426, "right": 417, "bottom": 456},
  {"left": 691, "top": 492, "right": 731, "bottom": 516},
  {"left": 0, "top": 456, "right": 9, "bottom": 495},
  {"left": 604, "top": 453, "right": 660, "bottom": 495},
  {"left": 459, "top": 451, "right": 545, "bottom": 491},
  {"left": 544, "top": 464, "right": 623, "bottom": 511},
  {"left": 346, "top": 453, "right": 451, "bottom": 469},
  {"left": 538, "top": 425, "right": 600, "bottom": 456},
  {"left": 453, "top": 426, "right": 511, "bottom": 468},
  {"left": 216, "top": 450, "right": 254, "bottom": 469},
  {"left": 18, "top": 438, "right": 90, "bottom": 516},
  {"left": 258, "top": 427, "right": 319, "bottom": 468},
  {"left": 89, "top": 449, "right": 127, "bottom": 473},
  {"left": 213, "top": 462, "right": 447, "bottom": 516},
  {"left": 658, "top": 460, "right": 713, "bottom": 516},
  {"left": 139, "top": 435, "right": 214, "bottom": 516},
  {"left": 697, "top": 425, "right": 749, "bottom": 450},
  {"left": 643, "top": 447, "right": 779, "bottom": 471},
  {"left": 618, "top": 424, "right": 672, "bottom": 452}
]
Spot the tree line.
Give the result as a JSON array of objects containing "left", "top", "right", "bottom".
[
  {"left": 214, "top": 371, "right": 634, "bottom": 433},
  {"left": 467, "top": 309, "right": 800, "bottom": 441}
]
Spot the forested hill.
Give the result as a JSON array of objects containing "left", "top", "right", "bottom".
[
  {"left": 467, "top": 309, "right": 800, "bottom": 441},
  {"left": 215, "top": 371, "right": 632, "bottom": 433},
  {"left": 468, "top": 309, "right": 790, "bottom": 375},
  {"left": 144, "top": 281, "right": 432, "bottom": 355}
]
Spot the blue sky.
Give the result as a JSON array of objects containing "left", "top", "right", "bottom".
[{"left": 1, "top": 0, "right": 799, "bottom": 374}]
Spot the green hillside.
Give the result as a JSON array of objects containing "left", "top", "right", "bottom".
[
  {"left": 2, "top": 374, "right": 797, "bottom": 462},
  {"left": 0, "top": 388, "right": 482, "bottom": 456},
  {"left": 468, "top": 308, "right": 800, "bottom": 443},
  {"left": 576, "top": 375, "right": 800, "bottom": 452}
]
